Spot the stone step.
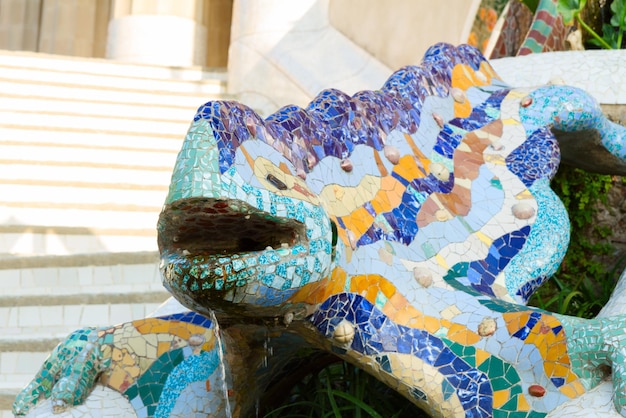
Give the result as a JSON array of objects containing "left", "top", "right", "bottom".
[
  {"left": 0, "top": 296, "right": 168, "bottom": 334},
  {"left": 0, "top": 121, "right": 177, "bottom": 257},
  {"left": 0, "top": 299, "right": 166, "bottom": 339},
  {"left": 0, "top": 110, "right": 189, "bottom": 137},
  {"left": 0, "top": 182, "right": 166, "bottom": 207},
  {"left": 0, "top": 78, "right": 216, "bottom": 110},
  {"left": 0, "top": 176, "right": 166, "bottom": 202},
  {"left": 0, "top": 228, "right": 158, "bottom": 256},
  {"left": 0, "top": 206, "right": 159, "bottom": 230},
  {"left": 0, "top": 252, "right": 162, "bottom": 291},
  {"left": 0, "top": 126, "right": 183, "bottom": 151},
  {"left": 0, "top": 58, "right": 226, "bottom": 96},
  {"left": 1, "top": 142, "right": 177, "bottom": 169},
  {"left": 0, "top": 95, "right": 198, "bottom": 124},
  {"left": 0, "top": 163, "right": 172, "bottom": 189},
  {"left": 0, "top": 49, "right": 227, "bottom": 83}
]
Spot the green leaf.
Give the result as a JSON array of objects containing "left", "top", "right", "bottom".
[
  {"left": 610, "top": 0, "right": 626, "bottom": 30},
  {"left": 589, "top": 24, "right": 618, "bottom": 48},
  {"left": 560, "top": 290, "right": 583, "bottom": 314},
  {"left": 264, "top": 401, "right": 322, "bottom": 417},
  {"left": 557, "top": 0, "right": 586, "bottom": 24},
  {"left": 326, "top": 384, "right": 343, "bottom": 418},
  {"left": 330, "top": 390, "right": 385, "bottom": 418}
]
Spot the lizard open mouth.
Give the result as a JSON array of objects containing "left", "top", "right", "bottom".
[{"left": 157, "top": 197, "right": 307, "bottom": 316}]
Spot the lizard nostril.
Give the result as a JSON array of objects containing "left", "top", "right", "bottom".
[{"left": 266, "top": 174, "right": 288, "bottom": 190}]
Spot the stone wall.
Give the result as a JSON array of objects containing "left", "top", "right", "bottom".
[
  {"left": 600, "top": 106, "right": 626, "bottom": 270},
  {"left": 602, "top": 180, "right": 626, "bottom": 261},
  {"left": 328, "top": 0, "right": 481, "bottom": 69}
]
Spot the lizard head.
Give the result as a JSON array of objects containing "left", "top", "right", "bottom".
[{"left": 157, "top": 102, "right": 337, "bottom": 318}]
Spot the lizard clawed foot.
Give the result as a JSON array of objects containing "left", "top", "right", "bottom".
[{"left": 13, "top": 328, "right": 109, "bottom": 416}]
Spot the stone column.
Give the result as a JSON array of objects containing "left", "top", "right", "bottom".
[
  {"left": 93, "top": 0, "right": 112, "bottom": 58},
  {"left": 204, "top": 0, "right": 232, "bottom": 67},
  {"left": 0, "top": 0, "right": 110, "bottom": 57},
  {"left": 37, "top": 0, "right": 109, "bottom": 57},
  {"left": 106, "top": 0, "right": 210, "bottom": 66},
  {"left": 0, "top": 0, "right": 42, "bottom": 52}
]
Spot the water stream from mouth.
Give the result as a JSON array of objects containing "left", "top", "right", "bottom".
[
  {"left": 209, "top": 309, "right": 233, "bottom": 417},
  {"left": 262, "top": 333, "right": 273, "bottom": 368}
]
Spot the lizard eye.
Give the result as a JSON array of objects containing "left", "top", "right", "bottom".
[{"left": 266, "top": 174, "right": 288, "bottom": 190}]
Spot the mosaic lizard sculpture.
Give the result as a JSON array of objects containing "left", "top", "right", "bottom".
[{"left": 14, "top": 43, "right": 626, "bottom": 417}]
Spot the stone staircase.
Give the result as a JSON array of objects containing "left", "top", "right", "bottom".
[{"left": 0, "top": 50, "right": 228, "bottom": 416}]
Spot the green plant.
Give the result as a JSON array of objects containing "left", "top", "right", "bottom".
[
  {"left": 554, "top": 0, "right": 626, "bottom": 49},
  {"left": 529, "top": 166, "right": 625, "bottom": 318},
  {"left": 595, "top": 0, "right": 626, "bottom": 48},
  {"left": 264, "top": 360, "right": 425, "bottom": 418}
]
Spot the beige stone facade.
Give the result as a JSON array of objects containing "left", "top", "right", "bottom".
[
  {"left": 329, "top": 0, "right": 480, "bottom": 69},
  {"left": 0, "top": 0, "right": 233, "bottom": 66},
  {"left": 1, "top": 0, "right": 482, "bottom": 69}
]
